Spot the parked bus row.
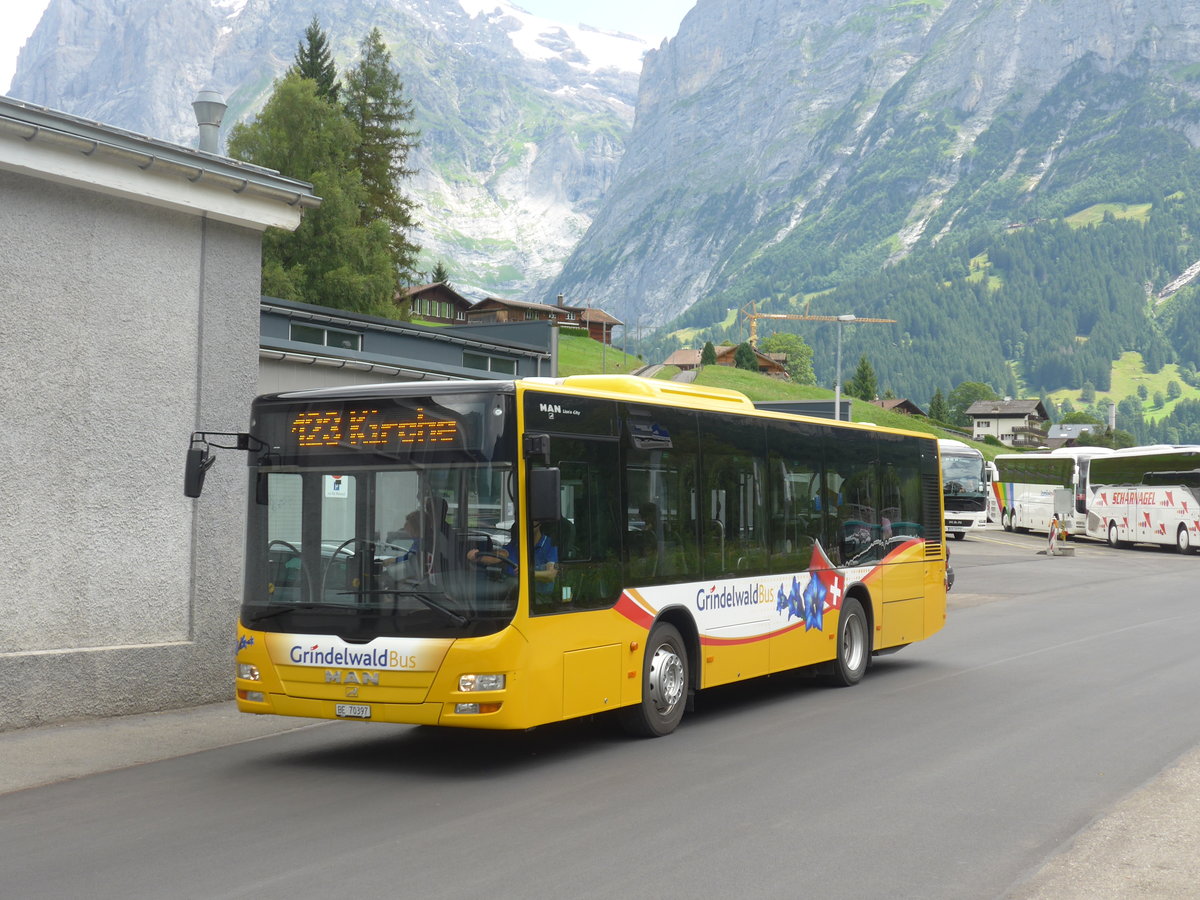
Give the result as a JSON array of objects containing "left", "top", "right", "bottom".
[
  {"left": 186, "top": 375, "right": 949, "bottom": 737},
  {"left": 992, "top": 445, "right": 1200, "bottom": 554}
]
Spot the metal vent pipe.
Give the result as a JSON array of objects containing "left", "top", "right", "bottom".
[{"left": 192, "top": 90, "right": 227, "bottom": 154}]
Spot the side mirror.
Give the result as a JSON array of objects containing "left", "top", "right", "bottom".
[
  {"left": 184, "top": 445, "right": 215, "bottom": 498},
  {"left": 528, "top": 467, "right": 561, "bottom": 522}
]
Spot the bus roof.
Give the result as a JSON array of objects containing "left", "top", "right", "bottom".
[
  {"left": 993, "top": 453, "right": 1076, "bottom": 486},
  {"left": 938, "top": 438, "right": 980, "bottom": 454},
  {"left": 1089, "top": 446, "right": 1200, "bottom": 484},
  {"left": 258, "top": 375, "right": 936, "bottom": 441},
  {"left": 523, "top": 375, "right": 934, "bottom": 438}
]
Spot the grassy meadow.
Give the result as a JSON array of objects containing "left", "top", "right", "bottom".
[{"left": 1044, "top": 351, "right": 1197, "bottom": 423}]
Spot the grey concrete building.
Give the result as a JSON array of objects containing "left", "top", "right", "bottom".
[
  {"left": 259, "top": 296, "right": 556, "bottom": 393},
  {"left": 0, "top": 96, "right": 318, "bottom": 730}
]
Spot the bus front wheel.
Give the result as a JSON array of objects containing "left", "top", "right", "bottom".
[
  {"left": 827, "top": 597, "right": 869, "bottom": 687},
  {"left": 1002, "top": 510, "right": 1013, "bottom": 532},
  {"left": 620, "top": 623, "right": 688, "bottom": 737},
  {"left": 1108, "top": 521, "right": 1123, "bottom": 549}
]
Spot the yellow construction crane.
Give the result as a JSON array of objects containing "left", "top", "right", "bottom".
[
  {"left": 739, "top": 301, "right": 898, "bottom": 421},
  {"left": 740, "top": 301, "right": 897, "bottom": 348}
]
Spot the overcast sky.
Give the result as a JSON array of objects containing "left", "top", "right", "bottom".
[
  {"left": 2, "top": 0, "right": 52, "bottom": 93},
  {"left": 1, "top": 0, "right": 695, "bottom": 95}
]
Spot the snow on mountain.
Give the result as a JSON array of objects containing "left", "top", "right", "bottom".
[{"left": 456, "top": 0, "right": 649, "bottom": 75}]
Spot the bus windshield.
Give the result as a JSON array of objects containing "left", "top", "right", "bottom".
[
  {"left": 242, "top": 389, "right": 519, "bottom": 640},
  {"left": 942, "top": 453, "right": 986, "bottom": 499}
]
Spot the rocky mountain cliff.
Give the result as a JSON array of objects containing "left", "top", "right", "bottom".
[
  {"left": 9, "top": 0, "right": 650, "bottom": 295},
  {"left": 550, "top": 0, "right": 1200, "bottom": 329}
]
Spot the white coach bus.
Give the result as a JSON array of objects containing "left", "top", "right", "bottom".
[
  {"left": 938, "top": 439, "right": 988, "bottom": 540},
  {"left": 1084, "top": 446, "right": 1200, "bottom": 553},
  {"left": 993, "top": 447, "right": 1115, "bottom": 536}
]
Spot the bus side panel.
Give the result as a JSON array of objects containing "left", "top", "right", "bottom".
[
  {"left": 875, "top": 549, "right": 931, "bottom": 647},
  {"left": 925, "top": 559, "right": 948, "bottom": 639},
  {"left": 1013, "top": 485, "right": 1055, "bottom": 533},
  {"left": 514, "top": 608, "right": 648, "bottom": 723},
  {"left": 702, "top": 631, "right": 771, "bottom": 687},
  {"left": 767, "top": 618, "right": 836, "bottom": 678},
  {"left": 562, "top": 643, "right": 623, "bottom": 718}
]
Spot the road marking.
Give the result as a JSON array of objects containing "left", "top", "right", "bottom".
[{"left": 970, "top": 534, "right": 1056, "bottom": 550}]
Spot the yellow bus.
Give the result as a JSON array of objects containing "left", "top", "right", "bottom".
[{"left": 187, "top": 375, "right": 948, "bottom": 736}]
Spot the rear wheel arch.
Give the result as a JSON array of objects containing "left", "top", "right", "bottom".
[{"left": 844, "top": 584, "right": 875, "bottom": 653}]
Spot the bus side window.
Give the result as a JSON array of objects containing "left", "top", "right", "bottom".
[{"left": 539, "top": 452, "right": 622, "bottom": 613}]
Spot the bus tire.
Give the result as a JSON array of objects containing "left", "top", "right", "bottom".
[
  {"left": 827, "top": 597, "right": 869, "bottom": 687},
  {"left": 620, "top": 623, "right": 688, "bottom": 737},
  {"left": 1002, "top": 510, "right": 1013, "bottom": 532},
  {"left": 1108, "top": 521, "right": 1123, "bottom": 549},
  {"left": 953, "top": 531, "right": 966, "bottom": 541},
  {"left": 1177, "top": 525, "right": 1194, "bottom": 555}
]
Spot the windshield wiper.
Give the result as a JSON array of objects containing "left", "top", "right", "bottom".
[
  {"left": 248, "top": 602, "right": 357, "bottom": 623},
  {"left": 335, "top": 588, "right": 469, "bottom": 627}
]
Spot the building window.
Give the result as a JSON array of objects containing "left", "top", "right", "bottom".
[
  {"left": 289, "top": 323, "right": 361, "bottom": 351},
  {"left": 463, "top": 351, "right": 517, "bottom": 375}
]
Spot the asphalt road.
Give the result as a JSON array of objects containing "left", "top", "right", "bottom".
[{"left": 2, "top": 528, "right": 1198, "bottom": 899}]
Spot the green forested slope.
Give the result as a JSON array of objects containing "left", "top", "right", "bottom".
[{"left": 643, "top": 55, "right": 1200, "bottom": 431}]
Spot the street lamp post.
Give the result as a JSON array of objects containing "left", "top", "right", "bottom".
[{"left": 833, "top": 314, "right": 856, "bottom": 421}]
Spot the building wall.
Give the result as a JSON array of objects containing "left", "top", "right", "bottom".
[
  {"left": 0, "top": 168, "right": 260, "bottom": 729},
  {"left": 972, "top": 416, "right": 1025, "bottom": 446}
]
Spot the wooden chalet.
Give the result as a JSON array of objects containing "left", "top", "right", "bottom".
[
  {"left": 465, "top": 294, "right": 624, "bottom": 344},
  {"left": 400, "top": 282, "right": 473, "bottom": 324},
  {"left": 870, "top": 398, "right": 927, "bottom": 417},
  {"left": 663, "top": 346, "right": 788, "bottom": 377}
]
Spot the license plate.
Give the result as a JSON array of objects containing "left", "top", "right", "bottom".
[{"left": 335, "top": 703, "right": 371, "bottom": 719}]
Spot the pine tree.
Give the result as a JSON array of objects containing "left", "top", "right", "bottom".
[
  {"left": 847, "top": 355, "right": 877, "bottom": 401},
  {"left": 929, "top": 388, "right": 950, "bottom": 422},
  {"left": 291, "top": 17, "right": 339, "bottom": 103},
  {"left": 701, "top": 341, "right": 717, "bottom": 366},
  {"left": 734, "top": 342, "right": 757, "bottom": 371},
  {"left": 430, "top": 260, "right": 451, "bottom": 286},
  {"left": 228, "top": 73, "right": 394, "bottom": 316},
  {"left": 343, "top": 28, "right": 421, "bottom": 288}
]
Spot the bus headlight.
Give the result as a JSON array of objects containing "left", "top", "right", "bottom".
[
  {"left": 238, "top": 663, "right": 261, "bottom": 681},
  {"left": 459, "top": 673, "right": 505, "bottom": 692}
]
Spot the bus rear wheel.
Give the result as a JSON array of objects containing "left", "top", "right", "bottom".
[
  {"left": 1177, "top": 525, "right": 1194, "bottom": 555},
  {"left": 827, "top": 597, "right": 869, "bottom": 687},
  {"left": 620, "top": 623, "right": 688, "bottom": 737}
]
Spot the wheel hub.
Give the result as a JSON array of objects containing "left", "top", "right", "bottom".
[{"left": 648, "top": 644, "right": 685, "bottom": 715}]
